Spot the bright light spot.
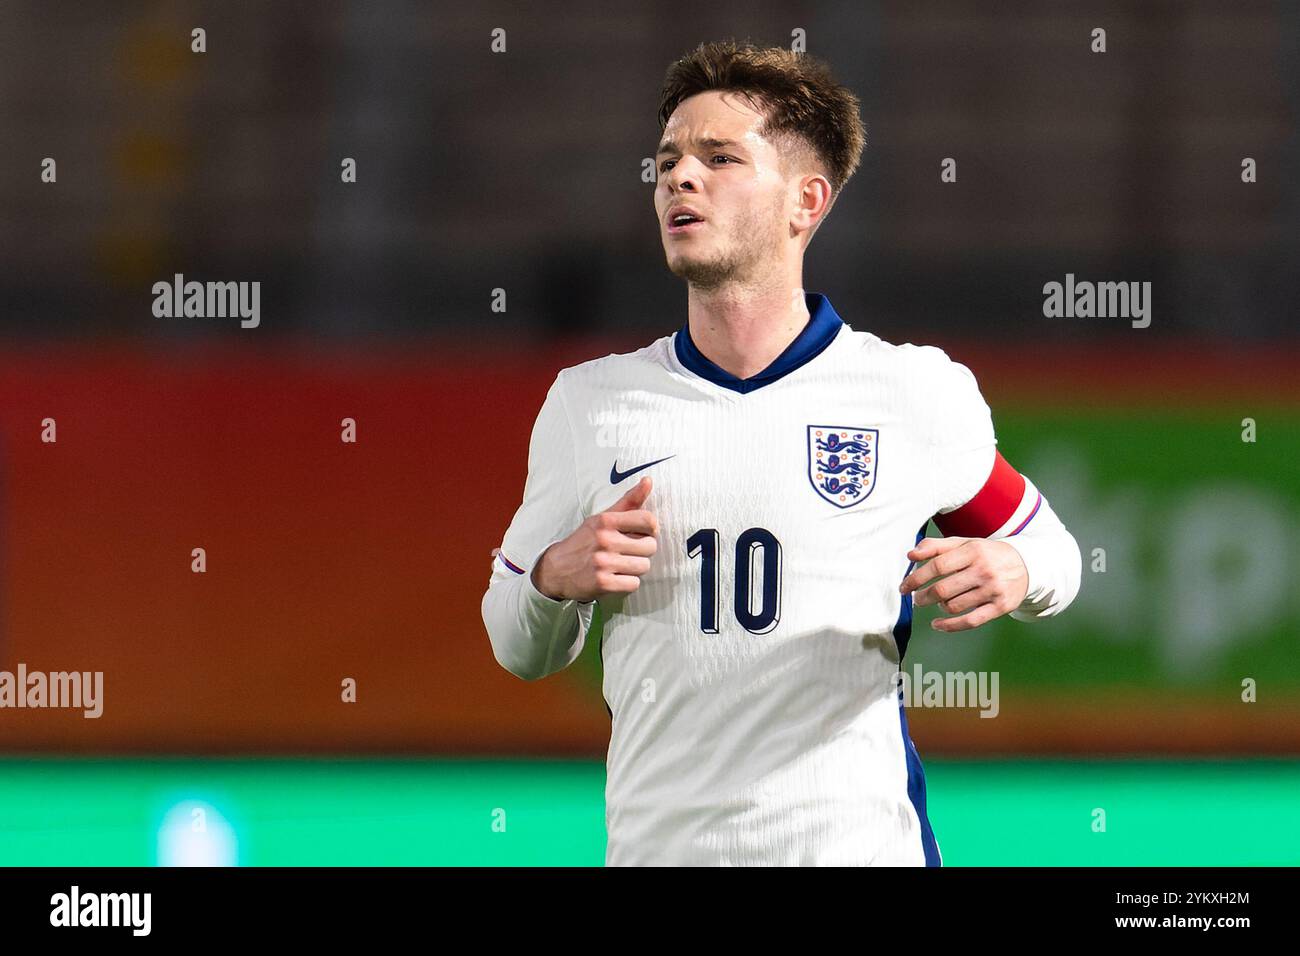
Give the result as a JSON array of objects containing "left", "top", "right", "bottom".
[{"left": 156, "top": 799, "right": 238, "bottom": 866}]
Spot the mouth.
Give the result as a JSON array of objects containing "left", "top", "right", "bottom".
[
  {"left": 666, "top": 214, "right": 707, "bottom": 236},
  {"left": 666, "top": 206, "right": 706, "bottom": 235}
]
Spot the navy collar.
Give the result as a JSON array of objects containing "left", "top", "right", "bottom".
[{"left": 673, "top": 292, "right": 845, "bottom": 394}]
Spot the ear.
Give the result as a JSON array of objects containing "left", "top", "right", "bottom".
[
  {"left": 804, "top": 174, "right": 834, "bottom": 220},
  {"left": 794, "top": 175, "right": 834, "bottom": 241}
]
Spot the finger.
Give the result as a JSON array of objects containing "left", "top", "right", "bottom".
[
  {"left": 899, "top": 546, "right": 974, "bottom": 594},
  {"left": 595, "top": 553, "right": 653, "bottom": 577},
  {"left": 594, "top": 526, "right": 658, "bottom": 557},
  {"left": 608, "top": 475, "right": 652, "bottom": 512},
  {"left": 906, "top": 536, "right": 969, "bottom": 562},
  {"left": 614, "top": 533, "right": 658, "bottom": 557},
  {"left": 927, "top": 584, "right": 993, "bottom": 617},
  {"left": 604, "top": 508, "right": 659, "bottom": 538},
  {"left": 594, "top": 570, "right": 644, "bottom": 594},
  {"left": 911, "top": 569, "right": 984, "bottom": 609},
  {"left": 931, "top": 602, "right": 1001, "bottom": 632}
]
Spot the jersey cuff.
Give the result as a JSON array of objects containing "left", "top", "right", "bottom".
[
  {"left": 499, "top": 545, "right": 596, "bottom": 607},
  {"left": 494, "top": 548, "right": 527, "bottom": 576},
  {"left": 524, "top": 566, "right": 569, "bottom": 606}
]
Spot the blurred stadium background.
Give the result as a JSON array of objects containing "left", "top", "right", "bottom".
[{"left": 1, "top": 1, "right": 1298, "bottom": 864}]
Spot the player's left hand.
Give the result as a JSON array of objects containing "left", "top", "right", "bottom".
[{"left": 898, "top": 537, "right": 1029, "bottom": 632}]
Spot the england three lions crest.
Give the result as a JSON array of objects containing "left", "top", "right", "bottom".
[{"left": 807, "top": 426, "right": 878, "bottom": 508}]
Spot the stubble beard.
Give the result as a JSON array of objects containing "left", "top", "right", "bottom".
[{"left": 667, "top": 197, "right": 786, "bottom": 292}]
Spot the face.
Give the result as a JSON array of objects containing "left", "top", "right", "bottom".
[{"left": 654, "top": 91, "right": 795, "bottom": 290}]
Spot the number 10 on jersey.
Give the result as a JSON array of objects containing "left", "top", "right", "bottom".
[{"left": 686, "top": 528, "right": 783, "bottom": 634}]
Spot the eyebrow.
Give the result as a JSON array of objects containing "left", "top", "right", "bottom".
[{"left": 655, "top": 137, "right": 742, "bottom": 156}]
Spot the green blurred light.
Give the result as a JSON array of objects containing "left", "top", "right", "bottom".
[{"left": 0, "top": 756, "right": 1295, "bottom": 865}]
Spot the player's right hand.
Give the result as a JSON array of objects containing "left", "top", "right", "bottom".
[{"left": 531, "top": 476, "right": 659, "bottom": 602}]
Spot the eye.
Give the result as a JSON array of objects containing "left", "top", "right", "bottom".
[{"left": 659, "top": 155, "right": 734, "bottom": 173}]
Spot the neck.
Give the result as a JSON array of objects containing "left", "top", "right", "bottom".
[{"left": 685, "top": 278, "right": 811, "bottom": 380}]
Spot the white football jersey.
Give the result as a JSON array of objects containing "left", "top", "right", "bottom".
[{"left": 482, "top": 292, "right": 1080, "bottom": 866}]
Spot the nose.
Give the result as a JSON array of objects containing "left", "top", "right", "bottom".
[{"left": 663, "top": 156, "right": 699, "bottom": 193}]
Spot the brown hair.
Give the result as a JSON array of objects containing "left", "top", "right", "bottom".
[{"left": 656, "top": 39, "right": 867, "bottom": 199}]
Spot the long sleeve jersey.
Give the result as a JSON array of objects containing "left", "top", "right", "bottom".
[{"left": 482, "top": 292, "right": 1082, "bottom": 865}]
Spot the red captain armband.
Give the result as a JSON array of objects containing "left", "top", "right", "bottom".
[{"left": 932, "top": 450, "right": 1027, "bottom": 538}]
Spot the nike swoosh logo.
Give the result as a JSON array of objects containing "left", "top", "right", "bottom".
[{"left": 610, "top": 455, "right": 675, "bottom": 484}]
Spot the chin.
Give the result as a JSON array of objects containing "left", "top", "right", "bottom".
[{"left": 667, "top": 259, "right": 702, "bottom": 281}]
